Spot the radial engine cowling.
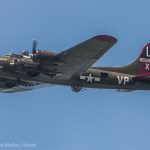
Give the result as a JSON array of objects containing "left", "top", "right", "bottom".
[{"left": 32, "top": 50, "right": 57, "bottom": 64}]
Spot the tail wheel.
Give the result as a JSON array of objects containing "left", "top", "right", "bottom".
[{"left": 71, "top": 84, "right": 82, "bottom": 92}]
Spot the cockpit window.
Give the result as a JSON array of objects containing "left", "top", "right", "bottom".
[
  {"left": 10, "top": 54, "right": 23, "bottom": 58},
  {"left": 21, "top": 50, "right": 29, "bottom": 56}
]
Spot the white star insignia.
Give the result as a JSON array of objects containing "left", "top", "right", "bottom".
[{"left": 86, "top": 74, "right": 94, "bottom": 83}]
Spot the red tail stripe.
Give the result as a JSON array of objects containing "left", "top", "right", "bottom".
[{"left": 134, "top": 72, "right": 150, "bottom": 78}]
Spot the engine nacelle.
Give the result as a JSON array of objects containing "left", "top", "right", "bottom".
[{"left": 32, "top": 50, "right": 57, "bottom": 64}]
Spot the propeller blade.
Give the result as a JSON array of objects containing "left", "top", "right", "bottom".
[{"left": 32, "top": 39, "right": 37, "bottom": 54}]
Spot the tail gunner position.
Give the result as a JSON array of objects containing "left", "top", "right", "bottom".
[{"left": 0, "top": 35, "right": 149, "bottom": 93}]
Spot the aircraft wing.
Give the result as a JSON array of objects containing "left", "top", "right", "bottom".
[
  {"left": 0, "top": 75, "right": 50, "bottom": 93},
  {"left": 56, "top": 35, "right": 117, "bottom": 79}
]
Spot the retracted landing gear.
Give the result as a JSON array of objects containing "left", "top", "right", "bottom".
[{"left": 71, "top": 84, "right": 82, "bottom": 92}]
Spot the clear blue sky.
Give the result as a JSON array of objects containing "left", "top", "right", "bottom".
[{"left": 0, "top": 0, "right": 150, "bottom": 150}]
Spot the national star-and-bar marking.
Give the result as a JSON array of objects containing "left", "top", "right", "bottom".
[{"left": 80, "top": 74, "right": 101, "bottom": 83}]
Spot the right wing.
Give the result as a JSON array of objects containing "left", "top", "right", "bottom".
[{"left": 56, "top": 35, "right": 117, "bottom": 79}]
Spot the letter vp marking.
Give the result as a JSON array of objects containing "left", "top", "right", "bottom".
[{"left": 117, "top": 76, "right": 129, "bottom": 85}]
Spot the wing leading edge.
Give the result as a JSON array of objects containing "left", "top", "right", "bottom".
[{"left": 56, "top": 35, "right": 117, "bottom": 79}]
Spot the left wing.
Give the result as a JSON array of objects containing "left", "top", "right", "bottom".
[
  {"left": 56, "top": 35, "right": 117, "bottom": 79},
  {"left": 0, "top": 77, "right": 49, "bottom": 93}
]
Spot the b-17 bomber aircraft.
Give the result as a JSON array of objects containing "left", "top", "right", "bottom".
[{"left": 0, "top": 35, "right": 150, "bottom": 93}]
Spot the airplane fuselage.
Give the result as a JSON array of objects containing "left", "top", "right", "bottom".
[{"left": 0, "top": 65, "right": 149, "bottom": 93}]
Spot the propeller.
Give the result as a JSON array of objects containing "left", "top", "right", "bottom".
[{"left": 32, "top": 39, "right": 37, "bottom": 54}]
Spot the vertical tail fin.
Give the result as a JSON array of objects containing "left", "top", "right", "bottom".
[
  {"left": 109, "top": 43, "right": 150, "bottom": 75},
  {"left": 94, "top": 43, "right": 150, "bottom": 75},
  {"left": 134, "top": 43, "right": 150, "bottom": 75}
]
